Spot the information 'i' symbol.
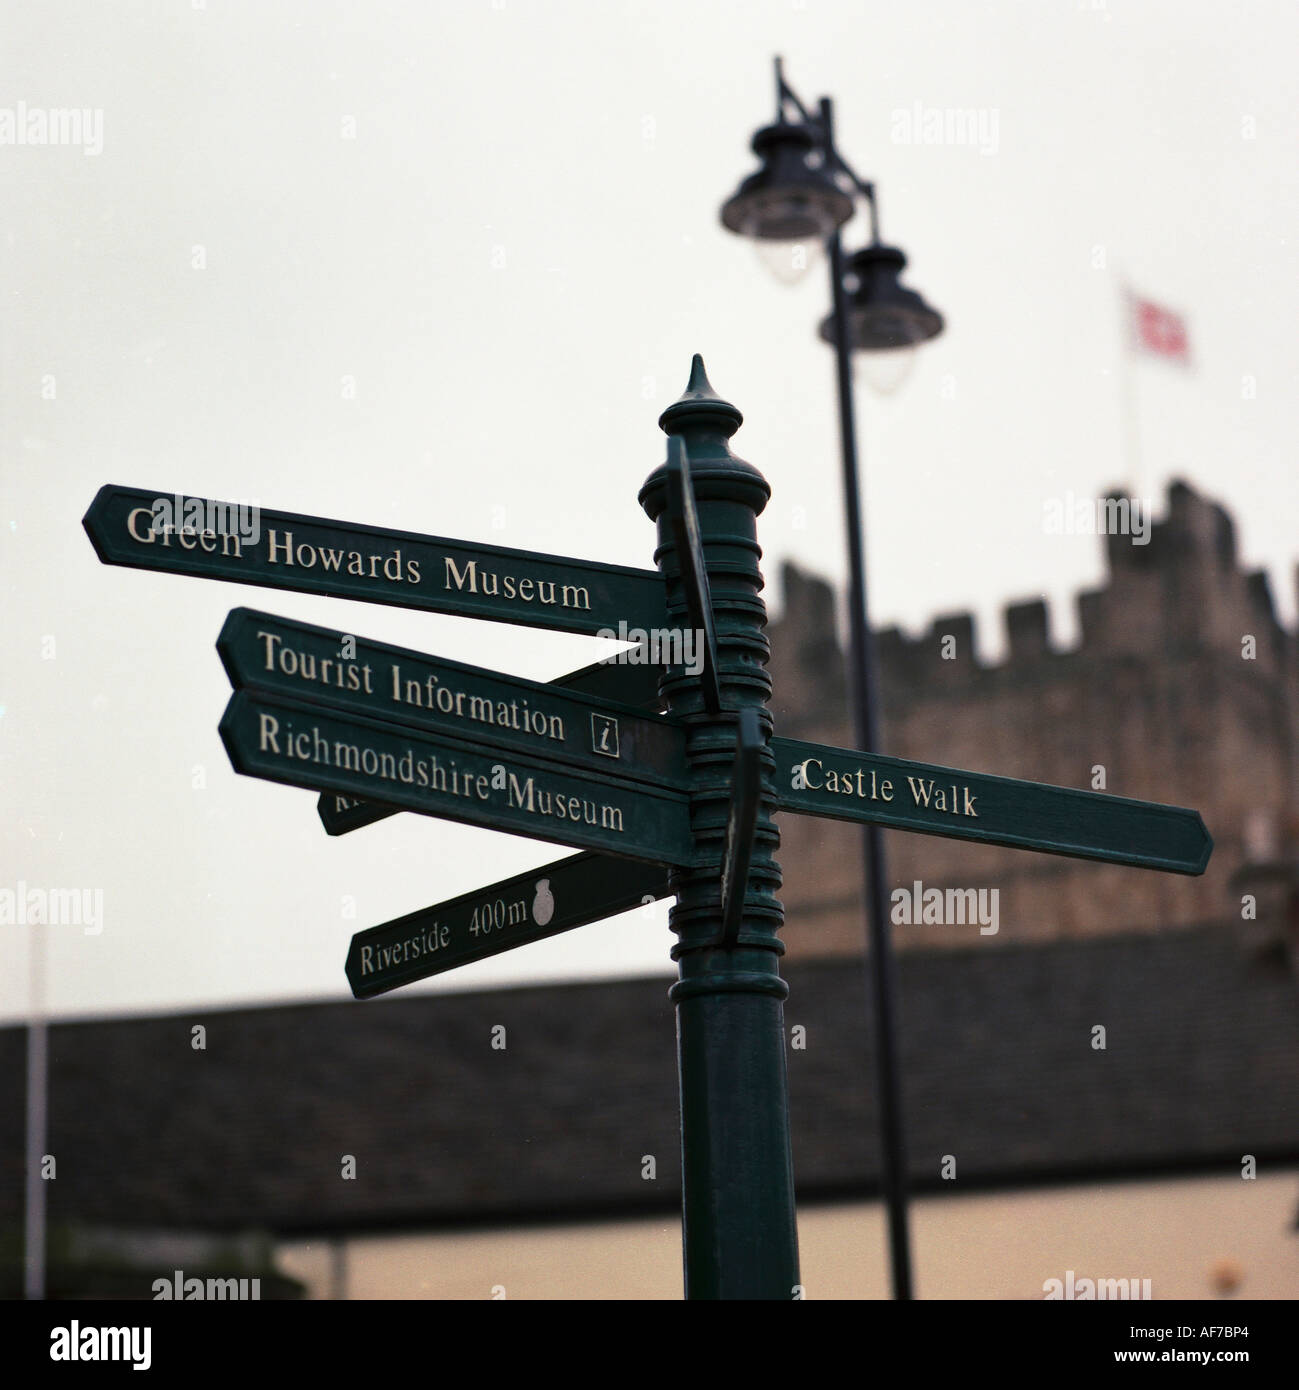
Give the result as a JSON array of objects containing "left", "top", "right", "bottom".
[{"left": 532, "top": 879, "right": 555, "bottom": 926}]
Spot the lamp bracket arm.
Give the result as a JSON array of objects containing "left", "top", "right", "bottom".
[{"left": 773, "top": 59, "right": 879, "bottom": 240}]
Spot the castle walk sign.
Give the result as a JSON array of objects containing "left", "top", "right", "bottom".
[
  {"left": 83, "top": 355, "right": 1213, "bottom": 1302},
  {"left": 771, "top": 737, "right": 1211, "bottom": 875}
]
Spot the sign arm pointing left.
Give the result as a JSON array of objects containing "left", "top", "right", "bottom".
[
  {"left": 347, "top": 851, "right": 671, "bottom": 998},
  {"left": 83, "top": 484, "right": 671, "bottom": 638}
]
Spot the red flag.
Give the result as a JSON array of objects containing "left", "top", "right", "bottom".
[{"left": 1127, "top": 291, "right": 1191, "bottom": 365}]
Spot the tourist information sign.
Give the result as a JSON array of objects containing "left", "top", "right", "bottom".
[
  {"left": 218, "top": 608, "right": 688, "bottom": 792},
  {"left": 316, "top": 645, "right": 666, "bottom": 836},
  {"left": 83, "top": 484, "right": 671, "bottom": 637},
  {"left": 770, "top": 736, "right": 1212, "bottom": 876},
  {"left": 346, "top": 851, "right": 671, "bottom": 998},
  {"left": 218, "top": 688, "right": 694, "bottom": 865}
]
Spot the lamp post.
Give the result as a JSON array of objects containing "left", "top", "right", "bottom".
[{"left": 719, "top": 58, "right": 945, "bottom": 1302}]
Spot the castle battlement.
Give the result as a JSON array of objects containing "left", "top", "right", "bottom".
[
  {"left": 779, "top": 481, "right": 1290, "bottom": 701},
  {"left": 767, "top": 480, "right": 1299, "bottom": 958}
]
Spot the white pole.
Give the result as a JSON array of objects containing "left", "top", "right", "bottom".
[{"left": 24, "top": 920, "right": 47, "bottom": 1300}]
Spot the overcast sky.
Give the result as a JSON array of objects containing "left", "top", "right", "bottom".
[{"left": 4, "top": 0, "right": 1298, "bottom": 1022}]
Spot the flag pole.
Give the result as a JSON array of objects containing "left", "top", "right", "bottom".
[{"left": 1116, "top": 273, "right": 1143, "bottom": 500}]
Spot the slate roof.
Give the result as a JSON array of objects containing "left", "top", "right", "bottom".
[{"left": 2, "top": 922, "right": 1297, "bottom": 1237}]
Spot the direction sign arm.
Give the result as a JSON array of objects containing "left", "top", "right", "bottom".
[
  {"left": 550, "top": 653, "right": 663, "bottom": 711},
  {"left": 84, "top": 484, "right": 671, "bottom": 639},
  {"left": 770, "top": 735, "right": 1213, "bottom": 875},
  {"left": 346, "top": 851, "right": 671, "bottom": 998},
  {"left": 317, "top": 793, "right": 397, "bottom": 836},
  {"left": 308, "top": 631, "right": 680, "bottom": 834},
  {"left": 221, "top": 685, "right": 693, "bottom": 866}
]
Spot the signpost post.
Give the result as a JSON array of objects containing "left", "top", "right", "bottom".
[
  {"left": 640, "top": 357, "right": 800, "bottom": 1298},
  {"left": 83, "top": 353, "right": 1212, "bottom": 1301}
]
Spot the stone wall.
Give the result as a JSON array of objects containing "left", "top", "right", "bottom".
[{"left": 767, "top": 481, "right": 1299, "bottom": 957}]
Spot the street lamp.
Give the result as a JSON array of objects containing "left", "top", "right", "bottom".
[
  {"left": 719, "top": 57, "right": 946, "bottom": 1303},
  {"left": 820, "top": 243, "right": 945, "bottom": 395},
  {"left": 720, "top": 117, "right": 854, "bottom": 284},
  {"left": 818, "top": 243, "right": 945, "bottom": 350}
]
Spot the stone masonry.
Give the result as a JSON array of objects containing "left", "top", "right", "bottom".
[{"left": 767, "top": 480, "right": 1299, "bottom": 957}]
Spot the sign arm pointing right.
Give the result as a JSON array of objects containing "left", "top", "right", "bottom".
[{"left": 770, "top": 736, "right": 1212, "bottom": 876}]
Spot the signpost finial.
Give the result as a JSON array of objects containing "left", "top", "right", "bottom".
[
  {"left": 657, "top": 353, "right": 744, "bottom": 436},
  {"left": 643, "top": 356, "right": 765, "bottom": 522}
]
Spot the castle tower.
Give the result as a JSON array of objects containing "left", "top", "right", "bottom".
[{"left": 768, "top": 481, "right": 1299, "bottom": 957}]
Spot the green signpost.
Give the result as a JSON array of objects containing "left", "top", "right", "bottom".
[{"left": 84, "top": 354, "right": 1212, "bottom": 1302}]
